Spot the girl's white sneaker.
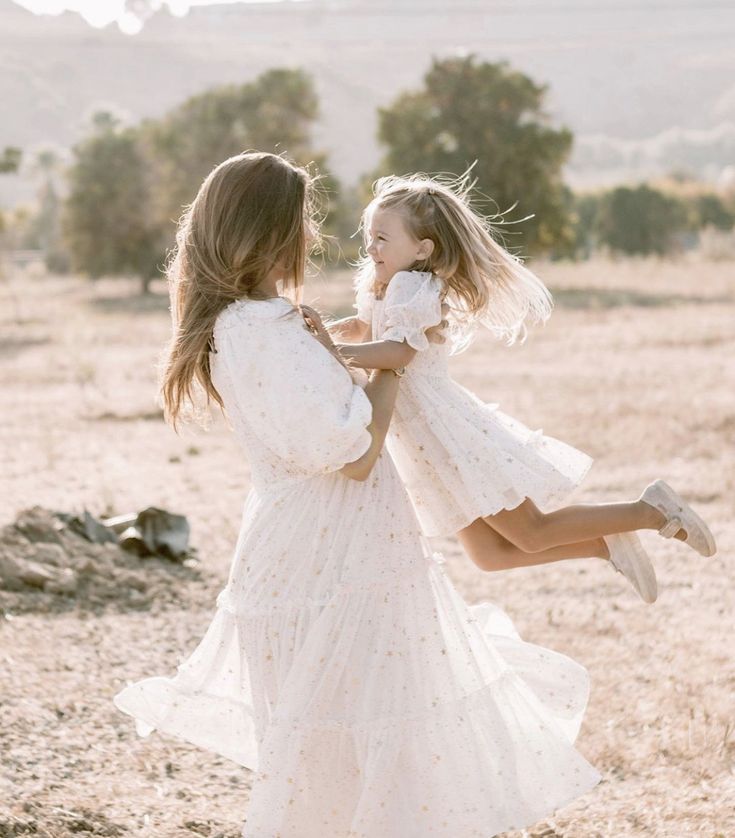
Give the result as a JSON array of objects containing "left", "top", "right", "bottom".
[
  {"left": 640, "top": 479, "right": 717, "bottom": 558},
  {"left": 604, "top": 531, "right": 658, "bottom": 603}
]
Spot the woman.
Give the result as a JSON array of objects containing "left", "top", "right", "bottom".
[{"left": 113, "top": 150, "right": 600, "bottom": 837}]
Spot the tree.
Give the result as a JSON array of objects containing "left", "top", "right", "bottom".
[
  {"left": 596, "top": 185, "right": 688, "bottom": 256},
  {"left": 569, "top": 191, "right": 602, "bottom": 259},
  {"left": 141, "top": 68, "right": 334, "bottom": 244},
  {"left": 27, "top": 146, "right": 70, "bottom": 272},
  {"left": 62, "top": 115, "right": 160, "bottom": 292},
  {"left": 375, "top": 56, "right": 574, "bottom": 254},
  {"left": 693, "top": 194, "right": 733, "bottom": 232},
  {"left": 0, "top": 147, "right": 23, "bottom": 276},
  {"left": 0, "top": 146, "right": 22, "bottom": 174},
  {"left": 62, "top": 71, "right": 335, "bottom": 291}
]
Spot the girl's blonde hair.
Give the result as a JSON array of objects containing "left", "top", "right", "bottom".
[
  {"left": 160, "top": 150, "right": 319, "bottom": 429},
  {"left": 354, "top": 170, "right": 553, "bottom": 351}
]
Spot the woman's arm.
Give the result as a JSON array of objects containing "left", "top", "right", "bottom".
[
  {"left": 339, "top": 368, "right": 401, "bottom": 481},
  {"left": 299, "top": 305, "right": 403, "bottom": 483},
  {"left": 297, "top": 312, "right": 401, "bottom": 482}
]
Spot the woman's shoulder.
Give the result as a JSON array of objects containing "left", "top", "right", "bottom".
[
  {"left": 213, "top": 296, "right": 300, "bottom": 335},
  {"left": 212, "top": 297, "right": 307, "bottom": 364}
]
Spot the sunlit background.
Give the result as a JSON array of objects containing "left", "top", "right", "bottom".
[
  {"left": 1, "top": 2, "right": 734, "bottom": 836},
  {"left": 13, "top": 0, "right": 287, "bottom": 33}
]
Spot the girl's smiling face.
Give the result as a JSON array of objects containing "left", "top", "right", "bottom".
[{"left": 365, "top": 207, "right": 434, "bottom": 284}]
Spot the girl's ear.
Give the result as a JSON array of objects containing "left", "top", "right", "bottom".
[{"left": 417, "top": 238, "right": 435, "bottom": 260}]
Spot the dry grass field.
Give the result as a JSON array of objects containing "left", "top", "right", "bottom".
[{"left": 1, "top": 257, "right": 733, "bottom": 837}]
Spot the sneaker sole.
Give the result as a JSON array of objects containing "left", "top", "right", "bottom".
[{"left": 606, "top": 532, "right": 658, "bottom": 604}]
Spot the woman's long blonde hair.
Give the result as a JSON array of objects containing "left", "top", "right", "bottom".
[
  {"left": 160, "top": 150, "right": 319, "bottom": 429},
  {"left": 354, "top": 170, "right": 553, "bottom": 351}
]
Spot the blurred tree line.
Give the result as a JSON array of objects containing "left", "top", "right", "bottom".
[
  {"left": 3, "top": 57, "right": 734, "bottom": 290},
  {"left": 572, "top": 182, "right": 734, "bottom": 258},
  {"left": 62, "top": 69, "right": 333, "bottom": 292}
]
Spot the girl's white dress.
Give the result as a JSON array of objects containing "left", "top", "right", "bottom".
[
  {"left": 356, "top": 270, "right": 594, "bottom": 538},
  {"left": 113, "top": 296, "right": 600, "bottom": 838}
]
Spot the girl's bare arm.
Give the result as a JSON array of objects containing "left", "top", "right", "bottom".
[
  {"left": 326, "top": 315, "right": 370, "bottom": 342},
  {"left": 336, "top": 301, "right": 450, "bottom": 369},
  {"left": 306, "top": 307, "right": 412, "bottom": 369},
  {"left": 334, "top": 339, "right": 416, "bottom": 370}
]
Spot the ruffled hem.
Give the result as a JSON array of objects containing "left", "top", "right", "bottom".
[
  {"left": 413, "top": 445, "right": 594, "bottom": 538},
  {"left": 113, "top": 666, "right": 260, "bottom": 768},
  {"left": 244, "top": 671, "right": 600, "bottom": 837},
  {"left": 114, "top": 554, "right": 600, "bottom": 836},
  {"left": 389, "top": 390, "right": 594, "bottom": 538}
]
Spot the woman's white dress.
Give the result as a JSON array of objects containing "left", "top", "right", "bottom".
[
  {"left": 113, "top": 295, "right": 600, "bottom": 837},
  {"left": 356, "top": 270, "right": 594, "bottom": 538}
]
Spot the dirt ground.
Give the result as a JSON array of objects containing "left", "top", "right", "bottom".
[{"left": 1, "top": 257, "right": 733, "bottom": 837}]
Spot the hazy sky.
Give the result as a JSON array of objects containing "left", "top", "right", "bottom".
[{"left": 13, "top": 1, "right": 298, "bottom": 34}]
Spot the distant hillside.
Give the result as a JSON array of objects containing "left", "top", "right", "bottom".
[{"left": 2, "top": 0, "right": 735, "bottom": 207}]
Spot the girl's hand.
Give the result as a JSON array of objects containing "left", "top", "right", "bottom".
[{"left": 425, "top": 302, "right": 450, "bottom": 344}]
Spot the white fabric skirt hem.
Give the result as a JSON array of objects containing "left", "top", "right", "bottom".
[
  {"left": 243, "top": 668, "right": 600, "bottom": 837},
  {"left": 113, "top": 556, "right": 601, "bottom": 836},
  {"left": 416, "top": 449, "right": 594, "bottom": 538},
  {"left": 389, "top": 393, "right": 595, "bottom": 538}
]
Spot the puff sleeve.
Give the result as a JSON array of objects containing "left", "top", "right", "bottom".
[
  {"left": 213, "top": 303, "right": 373, "bottom": 476},
  {"left": 380, "top": 271, "right": 443, "bottom": 351}
]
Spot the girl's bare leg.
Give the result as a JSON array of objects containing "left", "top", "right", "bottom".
[
  {"left": 459, "top": 517, "right": 610, "bottom": 573},
  {"left": 482, "top": 496, "right": 685, "bottom": 554}
]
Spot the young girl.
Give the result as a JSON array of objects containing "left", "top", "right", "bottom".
[{"left": 319, "top": 173, "right": 717, "bottom": 603}]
